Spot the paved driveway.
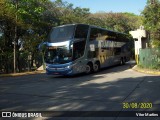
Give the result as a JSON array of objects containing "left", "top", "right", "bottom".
[{"left": 0, "top": 62, "right": 160, "bottom": 120}]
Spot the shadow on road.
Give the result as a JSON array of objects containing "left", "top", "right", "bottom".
[
  {"left": 0, "top": 61, "right": 160, "bottom": 119},
  {"left": 50, "top": 61, "right": 136, "bottom": 79}
]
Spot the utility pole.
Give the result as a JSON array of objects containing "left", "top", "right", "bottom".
[{"left": 14, "top": 0, "right": 18, "bottom": 73}]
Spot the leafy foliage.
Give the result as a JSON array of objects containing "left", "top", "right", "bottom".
[
  {"left": 142, "top": 0, "right": 160, "bottom": 47},
  {"left": 88, "top": 12, "right": 142, "bottom": 33},
  {"left": 0, "top": 0, "right": 142, "bottom": 73}
]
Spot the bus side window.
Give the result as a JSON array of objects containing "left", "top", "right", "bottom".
[
  {"left": 90, "top": 28, "right": 107, "bottom": 41},
  {"left": 75, "top": 25, "right": 89, "bottom": 39},
  {"left": 90, "top": 28, "right": 98, "bottom": 41},
  {"left": 73, "top": 40, "right": 86, "bottom": 60}
]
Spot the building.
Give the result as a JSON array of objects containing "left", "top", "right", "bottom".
[{"left": 129, "top": 26, "right": 149, "bottom": 63}]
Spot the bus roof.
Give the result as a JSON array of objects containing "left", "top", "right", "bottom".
[{"left": 54, "top": 23, "right": 129, "bottom": 36}]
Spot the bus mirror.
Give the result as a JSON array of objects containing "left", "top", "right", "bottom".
[{"left": 38, "top": 42, "right": 47, "bottom": 51}]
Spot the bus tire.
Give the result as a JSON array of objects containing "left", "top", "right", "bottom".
[
  {"left": 93, "top": 62, "right": 100, "bottom": 72},
  {"left": 85, "top": 63, "right": 93, "bottom": 74}
]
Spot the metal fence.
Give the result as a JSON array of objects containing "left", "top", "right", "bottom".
[{"left": 139, "top": 47, "right": 160, "bottom": 70}]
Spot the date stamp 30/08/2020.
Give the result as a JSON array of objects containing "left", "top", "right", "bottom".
[{"left": 123, "top": 102, "right": 153, "bottom": 109}]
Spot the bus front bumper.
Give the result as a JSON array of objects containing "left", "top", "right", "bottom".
[{"left": 46, "top": 67, "right": 73, "bottom": 76}]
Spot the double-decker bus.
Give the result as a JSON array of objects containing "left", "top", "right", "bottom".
[{"left": 42, "top": 24, "right": 131, "bottom": 76}]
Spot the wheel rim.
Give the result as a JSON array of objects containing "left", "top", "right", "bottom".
[
  {"left": 86, "top": 65, "right": 91, "bottom": 73},
  {"left": 94, "top": 64, "right": 99, "bottom": 72}
]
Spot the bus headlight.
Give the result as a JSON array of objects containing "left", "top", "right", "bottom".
[
  {"left": 65, "top": 65, "right": 71, "bottom": 69},
  {"left": 65, "top": 64, "right": 76, "bottom": 69}
]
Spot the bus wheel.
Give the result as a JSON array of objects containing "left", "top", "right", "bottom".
[
  {"left": 85, "top": 63, "right": 93, "bottom": 74},
  {"left": 93, "top": 62, "right": 100, "bottom": 72}
]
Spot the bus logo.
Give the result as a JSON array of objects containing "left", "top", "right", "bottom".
[{"left": 2, "top": 112, "right": 11, "bottom": 117}]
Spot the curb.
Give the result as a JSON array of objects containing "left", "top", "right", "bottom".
[
  {"left": 132, "top": 65, "right": 160, "bottom": 75},
  {"left": 0, "top": 70, "right": 45, "bottom": 77}
]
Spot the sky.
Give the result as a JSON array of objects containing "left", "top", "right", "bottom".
[{"left": 58, "top": 0, "right": 147, "bottom": 15}]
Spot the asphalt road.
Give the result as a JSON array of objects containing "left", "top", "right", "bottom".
[{"left": 0, "top": 61, "right": 160, "bottom": 120}]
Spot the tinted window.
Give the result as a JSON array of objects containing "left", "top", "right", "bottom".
[
  {"left": 49, "top": 25, "right": 75, "bottom": 42},
  {"left": 72, "top": 40, "right": 86, "bottom": 60},
  {"left": 89, "top": 28, "right": 99, "bottom": 40},
  {"left": 90, "top": 28, "right": 118, "bottom": 41},
  {"left": 74, "top": 25, "right": 89, "bottom": 39}
]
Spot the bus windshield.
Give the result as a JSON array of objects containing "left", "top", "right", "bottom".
[
  {"left": 49, "top": 25, "right": 75, "bottom": 42},
  {"left": 46, "top": 24, "right": 89, "bottom": 64},
  {"left": 45, "top": 46, "right": 72, "bottom": 64}
]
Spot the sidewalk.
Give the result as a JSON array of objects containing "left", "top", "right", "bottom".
[
  {"left": 0, "top": 70, "right": 45, "bottom": 77},
  {"left": 132, "top": 65, "right": 160, "bottom": 75}
]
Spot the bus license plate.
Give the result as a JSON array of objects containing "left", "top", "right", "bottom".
[{"left": 54, "top": 73, "right": 59, "bottom": 75}]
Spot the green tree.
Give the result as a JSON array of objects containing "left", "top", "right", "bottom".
[
  {"left": 89, "top": 12, "right": 142, "bottom": 33},
  {"left": 16, "top": 0, "right": 57, "bottom": 71},
  {"left": 0, "top": 0, "right": 57, "bottom": 73},
  {"left": 142, "top": 0, "right": 160, "bottom": 47},
  {"left": 53, "top": 0, "right": 90, "bottom": 24},
  {"left": 0, "top": 0, "right": 21, "bottom": 73}
]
